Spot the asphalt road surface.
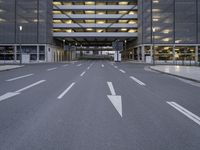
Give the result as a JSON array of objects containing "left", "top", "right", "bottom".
[{"left": 0, "top": 61, "right": 200, "bottom": 150}]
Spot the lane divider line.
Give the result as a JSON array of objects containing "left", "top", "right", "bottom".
[
  {"left": 130, "top": 76, "right": 146, "bottom": 86},
  {"left": 77, "top": 64, "right": 82, "bottom": 67},
  {"left": 15, "top": 80, "right": 46, "bottom": 93},
  {"left": 6, "top": 74, "right": 34, "bottom": 82},
  {"left": 80, "top": 71, "right": 86, "bottom": 77},
  {"left": 87, "top": 63, "right": 93, "bottom": 70},
  {"left": 57, "top": 82, "right": 76, "bottom": 99},
  {"left": 167, "top": 101, "right": 200, "bottom": 126},
  {"left": 62, "top": 64, "right": 68, "bottom": 67},
  {"left": 47, "top": 67, "right": 57, "bottom": 71},
  {"left": 119, "top": 69, "right": 126, "bottom": 73}
]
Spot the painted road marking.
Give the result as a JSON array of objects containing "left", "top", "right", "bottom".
[
  {"left": 77, "top": 64, "right": 82, "bottom": 67},
  {"left": 130, "top": 76, "right": 146, "bottom": 86},
  {"left": 102, "top": 64, "right": 104, "bottom": 67},
  {"left": 107, "top": 82, "right": 122, "bottom": 117},
  {"left": 114, "top": 66, "right": 118, "bottom": 69},
  {"left": 57, "top": 82, "right": 75, "bottom": 99},
  {"left": 6, "top": 74, "right": 34, "bottom": 82},
  {"left": 107, "top": 82, "right": 116, "bottom": 95},
  {"left": 87, "top": 63, "right": 93, "bottom": 70},
  {"left": 167, "top": 101, "right": 200, "bottom": 126},
  {"left": 15, "top": 80, "right": 46, "bottom": 93},
  {"left": 0, "top": 80, "right": 46, "bottom": 102},
  {"left": 62, "top": 64, "right": 68, "bottom": 67},
  {"left": 80, "top": 71, "right": 86, "bottom": 77},
  {"left": 47, "top": 67, "right": 57, "bottom": 71},
  {"left": 0, "top": 92, "right": 20, "bottom": 102},
  {"left": 119, "top": 69, "right": 126, "bottom": 73}
]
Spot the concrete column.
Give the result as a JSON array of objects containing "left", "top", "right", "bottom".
[
  {"left": 14, "top": 45, "right": 17, "bottom": 63},
  {"left": 37, "top": 45, "right": 39, "bottom": 62},
  {"left": 195, "top": 46, "right": 198, "bottom": 64},
  {"left": 150, "top": 45, "right": 153, "bottom": 64},
  {"left": 173, "top": 45, "right": 175, "bottom": 64},
  {"left": 137, "top": 47, "right": 140, "bottom": 61},
  {"left": 141, "top": 45, "right": 145, "bottom": 62}
]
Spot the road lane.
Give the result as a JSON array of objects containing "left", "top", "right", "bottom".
[
  {"left": 0, "top": 61, "right": 200, "bottom": 150},
  {"left": 115, "top": 63, "right": 200, "bottom": 117}
]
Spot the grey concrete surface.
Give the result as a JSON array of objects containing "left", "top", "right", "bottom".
[
  {"left": 0, "top": 61, "right": 200, "bottom": 150},
  {"left": 150, "top": 65, "right": 200, "bottom": 82}
]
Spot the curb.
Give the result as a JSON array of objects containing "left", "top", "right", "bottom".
[
  {"left": 149, "top": 66, "right": 200, "bottom": 83},
  {"left": 0, "top": 66, "right": 24, "bottom": 72}
]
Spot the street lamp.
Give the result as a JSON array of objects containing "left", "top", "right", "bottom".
[
  {"left": 152, "top": 27, "right": 156, "bottom": 65},
  {"left": 19, "top": 25, "right": 23, "bottom": 65}
]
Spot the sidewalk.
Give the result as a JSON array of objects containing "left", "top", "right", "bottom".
[
  {"left": 0, "top": 65, "right": 23, "bottom": 72},
  {"left": 150, "top": 65, "right": 200, "bottom": 82}
]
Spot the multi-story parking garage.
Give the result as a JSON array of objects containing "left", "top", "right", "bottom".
[{"left": 0, "top": 0, "right": 200, "bottom": 64}]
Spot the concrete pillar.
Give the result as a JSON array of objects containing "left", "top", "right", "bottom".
[
  {"left": 195, "top": 45, "right": 198, "bottom": 64},
  {"left": 173, "top": 45, "right": 175, "bottom": 64},
  {"left": 141, "top": 45, "right": 145, "bottom": 62},
  {"left": 37, "top": 45, "right": 39, "bottom": 62},
  {"left": 137, "top": 47, "right": 140, "bottom": 61},
  {"left": 14, "top": 45, "right": 17, "bottom": 63}
]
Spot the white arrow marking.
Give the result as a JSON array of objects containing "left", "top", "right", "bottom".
[
  {"left": 0, "top": 80, "right": 46, "bottom": 102},
  {"left": 107, "top": 82, "right": 122, "bottom": 117},
  {"left": 0, "top": 92, "right": 20, "bottom": 102},
  {"left": 15, "top": 80, "right": 46, "bottom": 93}
]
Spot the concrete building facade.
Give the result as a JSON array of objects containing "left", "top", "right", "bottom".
[
  {"left": 137, "top": 0, "right": 200, "bottom": 64},
  {"left": 0, "top": 0, "right": 200, "bottom": 64}
]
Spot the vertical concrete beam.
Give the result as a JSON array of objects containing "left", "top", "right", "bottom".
[
  {"left": 137, "top": 47, "right": 140, "bottom": 61},
  {"left": 173, "top": 45, "right": 175, "bottom": 64},
  {"left": 37, "top": 45, "right": 39, "bottom": 62},
  {"left": 195, "top": 45, "right": 198, "bottom": 64},
  {"left": 141, "top": 45, "right": 145, "bottom": 61},
  {"left": 150, "top": 45, "right": 153, "bottom": 64},
  {"left": 14, "top": 45, "right": 17, "bottom": 63}
]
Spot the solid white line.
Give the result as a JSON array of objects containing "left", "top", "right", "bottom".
[
  {"left": 6, "top": 74, "right": 34, "bottom": 82},
  {"left": 80, "top": 71, "right": 86, "bottom": 77},
  {"left": 47, "top": 67, "right": 57, "bottom": 71},
  {"left": 107, "top": 82, "right": 116, "bottom": 96},
  {"left": 77, "top": 64, "right": 82, "bottom": 67},
  {"left": 57, "top": 82, "right": 75, "bottom": 99},
  {"left": 119, "top": 69, "right": 126, "bottom": 73},
  {"left": 167, "top": 101, "right": 200, "bottom": 126},
  {"left": 15, "top": 80, "right": 46, "bottom": 93},
  {"left": 130, "top": 76, "right": 146, "bottom": 86},
  {"left": 102, "top": 64, "right": 104, "bottom": 67}
]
